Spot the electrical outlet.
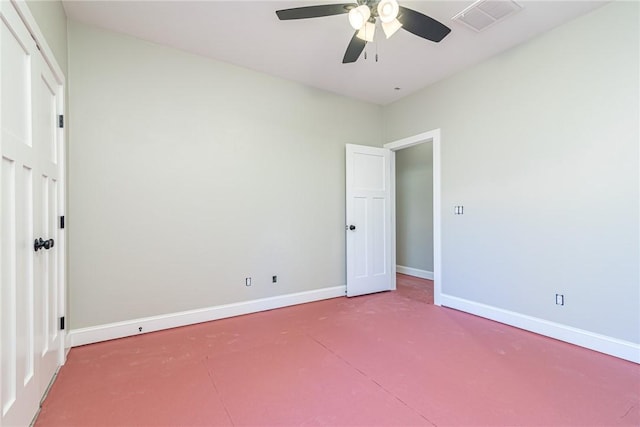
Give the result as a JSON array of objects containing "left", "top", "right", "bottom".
[
  {"left": 555, "top": 294, "right": 564, "bottom": 306},
  {"left": 272, "top": 275, "right": 277, "bottom": 283},
  {"left": 454, "top": 205, "right": 464, "bottom": 215},
  {"left": 245, "top": 277, "right": 252, "bottom": 287}
]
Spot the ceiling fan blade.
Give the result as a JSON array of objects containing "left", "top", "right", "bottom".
[
  {"left": 342, "top": 31, "right": 366, "bottom": 63},
  {"left": 276, "top": 4, "right": 354, "bottom": 20},
  {"left": 397, "top": 6, "right": 451, "bottom": 42}
]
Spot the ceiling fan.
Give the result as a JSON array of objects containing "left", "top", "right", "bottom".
[{"left": 276, "top": 0, "right": 451, "bottom": 63}]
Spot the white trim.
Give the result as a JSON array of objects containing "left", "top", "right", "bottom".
[
  {"left": 389, "top": 150, "right": 397, "bottom": 291},
  {"left": 396, "top": 265, "right": 434, "bottom": 280},
  {"left": 67, "top": 286, "right": 346, "bottom": 348},
  {"left": 384, "top": 129, "right": 440, "bottom": 151},
  {"left": 384, "top": 129, "right": 442, "bottom": 306},
  {"left": 440, "top": 294, "right": 640, "bottom": 364},
  {"left": 432, "top": 133, "right": 442, "bottom": 306}
]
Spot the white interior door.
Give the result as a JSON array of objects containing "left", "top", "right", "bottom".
[
  {"left": 33, "top": 28, "right": 63, "bottom": 401},
  {"left": 345, "top": 144, "right": 392, "bottom": 297},
  {"left": 1, "top": 2, "right": 64, "bottom": 425}
]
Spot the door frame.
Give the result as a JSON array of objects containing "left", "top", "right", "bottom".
[
  {"left": 384, "top": 129, "right": 442, "bottom": 305},
  {"left": 11, "top": 0, "right": 67, "bottom": 363}
]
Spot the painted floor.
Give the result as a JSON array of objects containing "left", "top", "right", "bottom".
[{"left": 36, "top": 274, "right": 639, "bottom": 426}]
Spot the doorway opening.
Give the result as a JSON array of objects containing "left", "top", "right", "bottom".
[{"left": 384, "top": 129, "right": 442, "bottom": 306}]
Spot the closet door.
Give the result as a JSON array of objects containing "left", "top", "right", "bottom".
[{"left": 1, "top": 2, "right": 64, "bottom": 425}]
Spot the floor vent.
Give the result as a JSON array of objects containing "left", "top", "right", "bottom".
[{"left": 452, "top": 0, "right": 522, "bottom": 32}]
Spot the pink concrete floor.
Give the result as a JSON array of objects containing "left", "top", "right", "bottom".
[{"left": 36, "top": 274, "right": 639, "bottom": 426}]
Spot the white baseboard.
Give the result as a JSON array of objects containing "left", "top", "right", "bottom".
[
  {"left": 67, "top": 285, "right": 346, "bottom": 348},
  {"left": 440, "top": 294, "right": 640, "bottom": 364},
  {"left": 396, "top": 265, "right": 434, "bottom": 280},
  {"left": 67, "top": 285, "right": 638, "bottom": 364}
]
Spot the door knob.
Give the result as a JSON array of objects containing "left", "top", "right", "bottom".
[
  {"left": 34, "top": 238, "right": 55, "bottom": 252},
  {"left": 347, "top": 225, "right": 356, "bottom": 231}
]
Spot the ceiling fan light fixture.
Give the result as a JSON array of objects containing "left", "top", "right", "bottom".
[
  {"left": 356, "top": 20, "right": 376, "bottom": 42},
  {"left": 348, "top": 5, "right": 370, "bottom": 30},
  {"left": 377, "top": 0, "right": 399, "bottom": 23},
  {"left": 382, "top": 18, "right": 402, "bottom": 38},
  {"left": 275, "top": 1, "right": 451, "bottom": 64}
]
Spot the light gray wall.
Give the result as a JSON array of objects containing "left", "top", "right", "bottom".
[
  {"left": 395, "top": 143, "right": 433, "bottom": 272},
  {"left": 25, "top": 0, "right": 67, "bottom": 77},
  {"left": 383, "top": 1, "right": 639, "bottom": 344},
  {"left": 67, "top": 22, "right": 383, "bottom": 329}
]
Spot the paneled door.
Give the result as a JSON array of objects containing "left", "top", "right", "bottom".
[
  {"left": 345, "top": 144, "right": 392, "bottom": 297},
  {"left": 1, "top": 1, "right": 65, "bottom": 426}
]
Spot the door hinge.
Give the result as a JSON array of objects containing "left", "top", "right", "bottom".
[
  {"left": 58, "top": 115, "right": 64, "bottom": 128},
  {"left": 59, "top": 316, "right": 65, "bottom": 331},
  {"left": 60, "top": 215, "right": 65, "bottom": 229},
  {"left": 30, "top": 33, "right": 41, "bottom": 51}
]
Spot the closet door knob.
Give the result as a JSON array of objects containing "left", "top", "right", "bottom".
[{"left": 34, "top": 238, "right": 55, "bottom": 251}]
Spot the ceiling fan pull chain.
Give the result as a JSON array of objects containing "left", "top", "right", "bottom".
[{"left": 364, "top": 50, "right": 367, "bottom": 60}]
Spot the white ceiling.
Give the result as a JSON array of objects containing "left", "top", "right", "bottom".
[{"left": 62, "top": 0, "right": 608, "bottom": 105}]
